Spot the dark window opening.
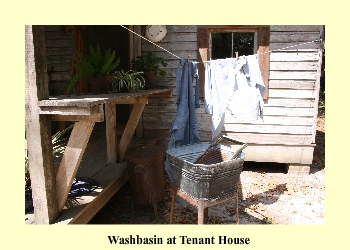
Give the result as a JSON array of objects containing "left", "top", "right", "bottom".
[{"left": 211, "top": 32, "right": 255, "bottom": 60}]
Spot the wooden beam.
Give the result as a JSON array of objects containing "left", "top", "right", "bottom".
[
  {"left": 113, "top": 96, "right": 148, "bottom": 104},
  {"left": 51, "top": 113, "right": 104, "bottom": 122},
  {"left": 312, "top": 26, "right": 324, "bottom": 144},
  {"left": 39, "top": 104, "right": 103, "bottom": 116},
  {"left": 257, "top": 26, "right": 270, "bottom": 99},
  {"left": 118, "top": 103, "right": 146, "bottom": 161},
  {"left": 133, "top": 25, "right": 144, "bottom": 137},
  {"left": 25, "top": 25, "right": 59, "bottom": 224},
  {"left": 105, "top": 102, "right": 117, "bottom": 163},
  {"left": 148, "top": 89, "right": 173, "bottom": 98},
  {"left": 50, "top": 104, "right": 104, "bottom": 122},
  {"left": 56, "top": 121, "right": 95, "bottom": 212},
  {"left": 133, "top": 26, "right": 142, "bottom": 60},
  {"left": 128, "top": 25, "right": 134, "bottom": 69},
  {"left": 197, "top": 27, "right": 209, "bottom": 98}
]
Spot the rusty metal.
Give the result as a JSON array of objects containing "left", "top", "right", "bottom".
[
  {"left": 124, "top": 145, "right": 166, "bottom": 205},
  {"left": 194, "top": 147, "right": 233, "bottom": 165},
  {"left": 195, "top": 135, "right": 247, "bottom": 164}
]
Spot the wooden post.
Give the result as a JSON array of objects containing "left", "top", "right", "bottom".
[
  {"left": 133, "top": 26, "right": 144, "bottom": 137},
  {"left": 56, "top": 121, "right": 95, "bottom": 212},
  {"left": 25, "top": 25, "right": 59, "bottom": 224},
  {"left": 197, "top": 27, "right": 209, "bottom": 98},
  {"left": 197, "top": 201, "right": 205, "bottom": 225},
  {"left": 257, "top": 26, "right": 270, "bottom": 99},
  {"left": 105, "top": 102, "right": 117, "bottom": 163},
  {"left": 118, "top": 103, "right": 145, "bottom": 162},
  {"left": 128, "top": 25, "right": 134, "bottom": 69}
]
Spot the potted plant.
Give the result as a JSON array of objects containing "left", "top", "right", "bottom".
[
  {"left": 131, "top": 52, "right": 167, "bottom": 89},
  {"left": 107, "top": 69, "right": 145, "bottom": 93},
  {"left": 67, "top": 45, "right": 120, "bottom": 94}
]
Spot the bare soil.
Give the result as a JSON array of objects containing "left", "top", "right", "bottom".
[{"left": 88, "top": 115, "right": 325, "bottom": 225}]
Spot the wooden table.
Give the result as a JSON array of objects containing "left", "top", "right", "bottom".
[{"left": 37, "top": 89, "right": 172, "bottom": 214}]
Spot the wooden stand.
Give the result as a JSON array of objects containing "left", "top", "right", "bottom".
[
  {"left": 29, "top": 89, "right": 171, "bottom": 224},
  {"left": 169, "top": 185, "right": 240, "bottom": 225}
]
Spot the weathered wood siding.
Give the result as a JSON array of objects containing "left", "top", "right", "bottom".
[
  {"left": 142, "top": 25, "right": 324, "bottom": 165},
  {"left": 45, "top": 26, "right": 74, "bottom": 96},
  {"left": 142, "top": 26, "right": 198, "bottom": 137}
]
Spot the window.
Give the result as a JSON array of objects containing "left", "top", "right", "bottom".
[
  {"left": 210, "top": 31, "right": 256, "bottom": 59},
  {"left": 197, "top": 26, "right": 270, "bottom": 99}
]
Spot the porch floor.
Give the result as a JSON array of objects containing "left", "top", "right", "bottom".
[{"left": 25, "top": 122, "right": 169, "bottom": 224}]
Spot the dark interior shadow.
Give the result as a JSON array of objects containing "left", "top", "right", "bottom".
[
  {"left": 310, "top": 130, "right": 325, "bottom": 174},
  {"left": 242, "top": 161, "right": 287, "bottom": 174}
]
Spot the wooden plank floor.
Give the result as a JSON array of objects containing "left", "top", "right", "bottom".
[{"left": 25, "top": 122, "right": 166, "bottom": 224}]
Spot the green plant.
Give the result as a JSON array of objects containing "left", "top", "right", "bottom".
[
  {"left": 25, "top": 124, "right": 73, "bottom": 190},
  {"left": 67, "top": 45, "right": 120, "bottom": 90},
  {"left": 131, "top": 52, "right": 167, "bottom": 77},
  {"left": 107, "top": 69, "right": 145, "bottom": 93},
  {"left": 51, "top": 124, "right": 74, "bottom": 157}
]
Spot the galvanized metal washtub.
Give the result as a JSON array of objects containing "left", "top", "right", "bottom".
[{"left": 166, "top": 136, "right": 247, "bottom": 200}]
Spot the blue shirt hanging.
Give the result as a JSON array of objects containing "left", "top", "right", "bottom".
[{"left": 165, "top": 59, "right": 200, "bottom": 180}]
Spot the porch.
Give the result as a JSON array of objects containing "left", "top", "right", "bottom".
[
  {"left": 25, "top": 88, "right": 172, "bottom": 224},
  {"left": 25, "top": 122, "right": 168, "bottom": 224}
]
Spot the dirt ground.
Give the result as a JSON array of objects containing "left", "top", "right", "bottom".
[{"left": 88, "top": 114, "right": 325, "bottom": 225}]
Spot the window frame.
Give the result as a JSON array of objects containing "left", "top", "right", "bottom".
[{"left": 197, "top": 25, "right": 270, "bottom": 99}]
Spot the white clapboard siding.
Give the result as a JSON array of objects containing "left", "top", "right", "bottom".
[
  {"left": 265, "top": 98, "right": 315, "bottom": 107},
  {"left": 270, "top": 25, "right": 322, "bottom": 32},
  {"left": 209, "top": 133, "right": 313, "bottom": 145},
  {"left": 222, "top": 124, "right": 313, "bottom": 134},
  {"left": 148, "top": 96, "right": 316, "bottom": 108},
  {"left": 269, "top": 61, "right": 318, "bottom": 71},
  {"left": 270, "top": 42, "right": 321, "bottom": 51},
  {"left": 269, "top": 80, "right": 316, "bottom": 89},
  {"left": 263, "top": 107, "right": 314, "bottom": 116},
  {"left": 270, "top": 52, "right": 319, "bottom": 62},
  {"left": 141, "top": 25, "right": 323, "bottom": 164},
  {"left": 270, "top": 32, "right": 320, "bottom": 43},
  {"left": 269, "top": 71, "right": 317, "bottom": 80},
  {"left": 224, "top": 115, "right": 313, "bottom": 126},
  {"left": 143, "top": 121, "right": 310, "bottom": 135},
  {"left": 269, "top": 89, "right": 317, "bottom": 99}
]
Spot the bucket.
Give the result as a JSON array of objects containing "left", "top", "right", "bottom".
[{"left": 124, "top": 145, "right": 166, "bottom": 204}]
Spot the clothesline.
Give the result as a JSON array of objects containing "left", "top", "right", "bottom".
[
  {"left": 120, "top": 25, "right": 181, "bottom": 59},
  {"left": 120, "top": 25, "right": 322, "bottom": 63}
]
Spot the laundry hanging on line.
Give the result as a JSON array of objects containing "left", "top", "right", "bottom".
[
  {"left": 204, "top": 55, "right": 266, "bottom": 139},
  {"left": 165, "top": 59, "right": 200, "bottom": 181}
]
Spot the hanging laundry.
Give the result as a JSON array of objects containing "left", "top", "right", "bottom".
[
  {"left": 165, "top": 59, "right": 200, "bottom": 180},
  {"left": 204, "top": 55, "right": 265, "bottom": 139},
  {"left": 228, "top": 55, "right": 265, "bottom": 121}
]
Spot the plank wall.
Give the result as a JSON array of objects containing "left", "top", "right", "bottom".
[
  {"left": 142, "top": 25, "right": 324, "bottom": 165},
  {"left": 45, "top": 26, "right": 74, "bottom": 96}
]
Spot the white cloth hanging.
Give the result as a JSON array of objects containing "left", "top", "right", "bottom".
[{"left": 204, "top": 55, "right": 265, "bottom": 139}]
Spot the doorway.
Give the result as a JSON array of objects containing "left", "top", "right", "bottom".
[{"left": 85, "top": 25, "right": 130, "bottom": 125}]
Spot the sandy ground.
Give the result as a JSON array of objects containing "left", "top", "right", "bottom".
[{"left": 89, "top": 115, "right": 325, "bottom": 225}]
